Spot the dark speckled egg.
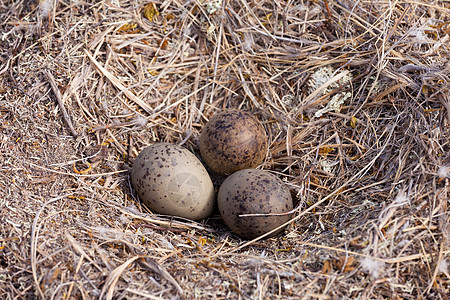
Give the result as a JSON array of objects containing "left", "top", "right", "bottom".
[
  {"left": 131, "top": 143, "right": 215, "bottom": 220},
  {"left": 199, "top": 110, "right": 268, "bottom": 175},
  {"left": 218, "top": 169, "right": 293, "bottom": 239}
]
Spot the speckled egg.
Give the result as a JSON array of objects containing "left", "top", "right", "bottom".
[
  {"left": 199, "top": 110, "right": 268, "bottom": 175},
  {"left": 218, "top": 169, "right": 293, "bottom": 239},
  {"left": 131, "top": 143, "right": 215, "bottom": 220}
]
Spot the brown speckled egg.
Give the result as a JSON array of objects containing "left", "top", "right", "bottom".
[
  {"left": 218, "top": 169, "right": 293, "bottom": 239},
  {"left": 199, "top": 110, "right": 267, "bottom": 175},
  {"left": 131, "top": 143, "right": 215, "bottom": 220}
]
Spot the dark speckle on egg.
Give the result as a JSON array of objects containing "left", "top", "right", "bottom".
[
  {"left": 217, "top": 169, "right": 293, "bottom": 239},
  {"left": 199, "top": 110, "right": 268, "bottom": 175}
]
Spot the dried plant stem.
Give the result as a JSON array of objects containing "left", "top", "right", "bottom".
[{"left": 46, "top": 69, "right": 78, "bottom": 138}]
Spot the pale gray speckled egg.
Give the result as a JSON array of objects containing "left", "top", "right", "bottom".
[
  {"left": 131, "top": 143, "right": 215, "bottom": 220},
  {"left": 218, "top": 169, "right": 293, "bottom": 239}
]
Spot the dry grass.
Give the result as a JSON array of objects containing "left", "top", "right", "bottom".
[{"left": 0, "top": 0, "right": 449, "bottom": 299}]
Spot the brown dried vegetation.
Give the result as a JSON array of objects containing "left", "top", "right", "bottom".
[{"left": 0, "top": 0, "right": 449, "bottom": 299}]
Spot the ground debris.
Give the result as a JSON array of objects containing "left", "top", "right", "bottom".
[{"left": 0, "top": 0, "right": 449, "bottom": 299}]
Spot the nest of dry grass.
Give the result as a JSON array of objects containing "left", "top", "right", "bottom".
[{"left": 0, "top": 0, "right": 449, "bottom": 299}]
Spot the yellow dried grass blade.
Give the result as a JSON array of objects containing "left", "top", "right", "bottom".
[{"left": 84, "top": 49, "right": 153, "bottom": 114}]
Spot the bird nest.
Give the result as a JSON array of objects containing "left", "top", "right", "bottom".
[{"left": 0, "top": 0, "right": 449, "bottom": 299}]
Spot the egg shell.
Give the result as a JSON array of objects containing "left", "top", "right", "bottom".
[
  {"left": 199, "top": 110, "right": 267, "bottom": 175},
  {"left": 131, "top": 143, "right": 215, "bottom": 220},
  {"left": 218, "top": 169, "right": 293, "bottom": 239}
]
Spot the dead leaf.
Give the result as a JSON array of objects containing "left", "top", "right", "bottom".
[
  {"left": 322, "top": 260, "right": 333, "bottom": 274},
  {"left": 333, "top": 255, "right": 356, "bottom": 272},
  {"left": 117, "top": 22, "right": 138, "bottom": 32},
  {"left": 350, "top": 116, "right": 357, "bottom": 128},
  {"left": 143, "top": 3, "right": 159, "bottom": 22}
]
